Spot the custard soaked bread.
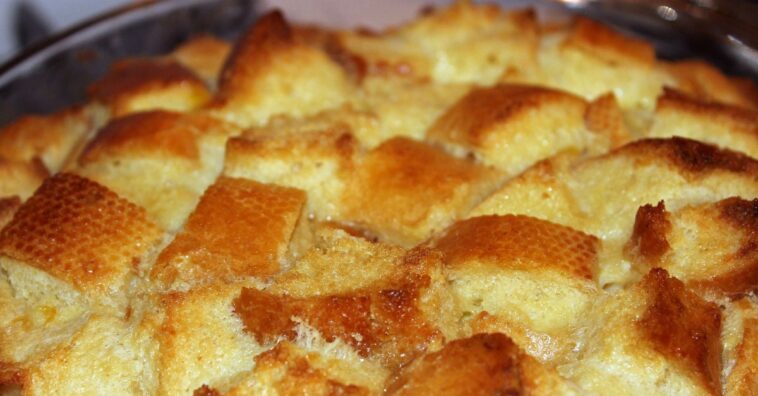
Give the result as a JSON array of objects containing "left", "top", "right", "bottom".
[{"left": 1, "top": 2, "right": 758, "bottom": 395}]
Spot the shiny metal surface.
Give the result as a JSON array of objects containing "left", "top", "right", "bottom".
[{"left": 0, "top": 0, "right": 755, "bottom": 126}]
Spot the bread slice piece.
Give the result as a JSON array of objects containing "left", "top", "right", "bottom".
[
  {"left": 427, "top": 84, "right": 594, "bottom": 175},
  {"left": 625, "top": 197, "right": 758, "bottom": 297},
  {"left": 209, "top": 11, "right": 352, "bottom": 127},
  {"left": 207, "top": 336, "right": 387, "bottom": 395},
  {"left": 562, "top": 269, "right": 722, "bottom": 395},
  {"left": 22, "top": 314, "right": 157, "bottom": 396},
  {"left": 386, "top": 333, "right": 578, "bottom": 396},
  {"left": 337, "top": 3, "right": 538, "bottom": 85},
  {"left": 170, "top": 34, "right": 231, "bottom": 89},
  {"left": 154, "top": 282, "right": 264, "bottom": 395},
  {"left": 341, "top": 137, "right": 502, "bottom": 247},
  {"left": 431, "top": 215, "right": 599, "bottom": 360},
  {"left": 665, "top": 60, "right": 758, "bottom": 110},
  {"left": 0, "top": 106, "right": 98, "bottom": 173},
  {"left": 76, "top": 110, "right": 239, "bottom": 230},
  {"left": 0, "top": 173, "right": 162, "bottom": 383},
  {"left": 0, "top": 157, "right": 48, "bottom": 200},
  {"left": 235, "top": 244, "right": 456, "bottom": 371},
  {"left": 89, "top": 58, "right": 210, "bottom": 118},
  {"left": 0, "top": 173, "right": 164, "bottom": 313},
  {"left": 535, "top": 18, "right": 673, "bottom": 111},
  {"left": 646, "top": 88, "right": 758, "bottom": 158},
  {"left": 224, "top": 127, "right": 356, "bottom": 220},
  {"left": 151, "top": 177, "right": 306, "bottom": 291}
]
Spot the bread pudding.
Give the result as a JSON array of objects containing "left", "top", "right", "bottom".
[{"left": 0, "top": 2, "right": 757, "bottom": 395}]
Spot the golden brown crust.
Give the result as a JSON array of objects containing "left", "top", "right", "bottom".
[
  {"left": 637, "top": 269, "right": 722, "bottom": 394},
  {"left": 0, "top": 157, "right": 49, "bottom": 200},
  {"left": 433, "top": 215, "right": 599, "bottom": 281},
  {"left": 585, "top": 93, "right": 632, "bottom": 148},
  {"left": 564, "top": 18, "right": 655, "bottom": 66},
  {"left": 193, "top": 384, "right": 221, "bottom": 396},
  {"left": 0, "top": 196, "right": 21, "bottom": 230},
  {"left": 233, "top": 282, "right": 442, "bottom": 369},
  {"left": 429, "top": 84, "right": 585, "bottom": 148},
  {"left": 616, "top": 137, "right": 758, "bottom": 178},
  {"left": 152, "top": 177, "right": 305, "bottom": 288},
  {"left": 170, "top": 34, "right": 232, "bottom": 86},
  {"left": 657, "top": 88, "right": 758, "bottom": 137},
  {"left": 0, "top": 106, "right": 93, "bottom": 172},
  {"left": 211, "top": 11, "right": 352, "bottom": 127},
  {"left": 248, "top": 343, "right": 369, "bottom": 396},
  {"left": 88, "top": 58, "right": 210, "bottom": 117},
  {"left": 386, "top": 333, "right": 525, "bottom": 396},
  {"left": 726, "top": 316, "right": 758, "bottom": 395},
  {"left": 625, "top": 201, "right": 671, "bottom": 266},
  {"left": 0, "top": 173, "right": 162, "bottom": 304},
  {"left": 666, "top": 60, "right": 758, "bottom": 110},
  {"left": 690, "top": 198, "right": 758, "bottom": 296},
  {"left": 217, "top": 11, "right": 292, "bottom": 97},
  {"left": 80, "top": 111, "right": 201, "bottom": 164},
  {"left": 342, "top": 137, "right": 500, "bottom": 246},
  {"left": 235, "top": 248, "right": 447, "bottom": 369}
]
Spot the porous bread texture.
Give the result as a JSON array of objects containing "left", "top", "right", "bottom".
[
  {"left": 624, "top": 198, "right": 758, "bottom": 297},
  {"left": 74, "top": 110, "right": 240, "bottom": 231},
  {"left": 209, "top": 11, "right": 353, "bottom": 127},
  {"left": 2, "top": 1, "right": 758, "bottom": 395},
  {"left": 647, "top": 88, "right": 758, "bottom": 158},
  {"left": 427, "top": 84, "right": 599, "bottom": 176},
  {"left": 341, "top": 137, "right": 502, "bottom": 247},
  {"left": 430, "top": 214, "right": 599, "bottom": 360},
  {"left": 561, "top": 269, "right": 724, "bottom": 396},
  {"left": 151, "top": 177, "right": 306, "bottom": 291},
  {"left": 88, "top": 58, "right": 211, "bottom": 118}
]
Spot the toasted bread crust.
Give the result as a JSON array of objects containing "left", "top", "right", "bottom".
[
  {"left": 637, "top": 269, "right": 722, "bottom": 394},
  {"left": 625, "top": 201, "right": 671, "bottom": 266},
  {"left": 0, "top": 173, "right": 162, "bottom": 309},
  {"left": 152, "top": 177, "right": 305, "bottom": 288},
  {"left": 433, "top": 215, "right": 598, "bottom": 280},
  {"left": 89, "top": 58, "right": 210, "bottom": 116}
]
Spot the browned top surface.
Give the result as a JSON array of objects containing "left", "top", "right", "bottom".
[
  {"left": 152, "top": 177, "right": 305, "bottom": 286},
  {"left": 343, "top": 137, "right": 498, "bottom": 241},
  {"left": 216, "top": 11, "right": 292, "bottom": 101},
  {"left": 694, "top": 197, "right": 758, "bottom": 296},
  {"left": 88, "top": 58, "right": 207, "bottom": 104},
  {"left": 637, "top": 268, "right": 722, "bottom": 394},
  {"left": 229, "top": 126, "right": 356, "bottom": 165},
  {"left": 386, "top": 333, "right": 525, "bottom": 396},
  {"left": 614, "top": 137, "right": 758, "bottom": 178},
  {"left": 585, "top": 93, "right": 630, "bottom": 148},
  {"left": 234, "top": 248, "right": 445, "bottom": 368},
  {"left": 79, "top": 111, "right": 212, "bottom": 164},
  {"left": 249, "top": 342, "right": 369, "bottom": 396},
  {"left": 0, "top": 196, "right": 21, "bottom": 230},
  {"left": 171, "top": 34, "right": 231, "bottom": 83},
  {"left": 0, "top": 106, "right": 88, "bottom": 167},
  {"left": 428, "top": 84, "right": 585, "bottom": 147},
  {"left": 564, "top": 18, "right": 655, "bottom": 65},
  {"left": 657, "top": 88, "right": 758, "bottom": 135},
  {"left": 0, "top": 173, "right": 162, "bottom": 295},
  {"left": 625, "top": 201, "right": 671, "bottom": 266},
  {"left": 433, "top": 215, "right": 598, "bottom": 280},
  {"left": 666, "top": 60, "right": 758, "bottom": 110}
]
